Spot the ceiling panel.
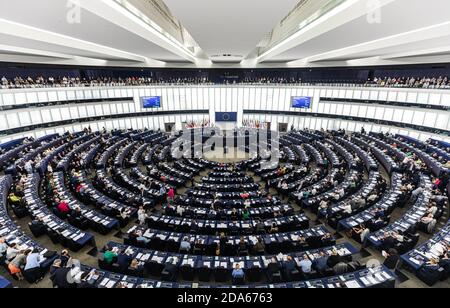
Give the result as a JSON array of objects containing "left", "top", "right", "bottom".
[
  {"left": 164, "top": 0, "right": 299, "bottom": 59},
  {"left": 269, "top": 0, "right": 450, "bottom": 62},
  {"left": 0, "top": 0, "right": 185, "bottom": 62}
]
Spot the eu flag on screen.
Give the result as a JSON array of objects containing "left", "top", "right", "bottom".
[
  {"left": 215, "top": 112, "right": 237, "bottom": 122},
  {"left": 292, "top": 96, "right": 312, "bottom": 109},
  {"left": 142, "top": 96, "right": 161, "bottom": 108}
]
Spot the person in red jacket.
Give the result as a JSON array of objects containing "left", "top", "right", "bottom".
[
  {"left": 57, "top": 200, "right": 70, "bottom": 215},
  {"left": 167, "top": 187, "right": 175, "bottom": 204}
]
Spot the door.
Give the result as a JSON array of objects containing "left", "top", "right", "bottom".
[{"left": 278, "top": 123, "right": 288, "bottom": 133}]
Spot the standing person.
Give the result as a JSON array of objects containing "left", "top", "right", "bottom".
[
  {"left": 8, "top": 249, "right": 31, "bottom": 281},
  {"left": 265, "top": 180, "right": 270, "bottom": 193},
  {"left": 159, "top": 185, "right": 167, "bottom": 202},
  {"left": 24, "top": 249, "right": 43, "bottom": 283},
  {"left": 232, "top": 263, "right": 245, "bottom": 284},
  {"left": 137, "top": 206, "right": 147, "bottom": 225},
  {"left": 167, "top": 187, "right": 175, "bottom": 204}
]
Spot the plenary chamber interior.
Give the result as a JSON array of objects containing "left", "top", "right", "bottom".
[{"left": 0, "top": 0, "right": 448, "bottom": 293}]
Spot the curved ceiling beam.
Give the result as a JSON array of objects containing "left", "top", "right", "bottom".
[
  {"left": 256, "top": 0, "right": 396, "bottom": 63},
  {"left": 75, "top": 0, "right": 198, "bottom": 63},
  {"left": 301, "top": 21, "right": 450, "bottom": 63},
  {"left": 0, "top": 18, "right": 163, "bottom": 64}
]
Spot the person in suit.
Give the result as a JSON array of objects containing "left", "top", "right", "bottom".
[
  {"left": 50, "top": 259, "right": 74, "bottom": 288},
  {"left": 117, "top": 249, "right": 132, "bottom": 273},
  {"left": 255, "top": 220, "right": 266, "bottom": 234},
  {"left": 219, "top": 233, "right": 228, "bottom": 249},
  {"left": 230, "top": 208, "right": 238, "bottom": 220},
  {"left": 269, "top": 223, "right": 279, "bottom": 234},
  {"left": 314, "top": 251, "right": 329, "bottom": 274},
  {"left": 383, "top": 249, "right": 400, "bottom": 270},
  {"left": 237, "top": 237, "right": 247, "bottom": 256},
  {"left": 266, "top": 257, "right": 281, "bottom": 282},
  {"left": 60, "top": 250, "right": 71, "bottom": 268},
  {"left": 29, "top": 217, "right": 46, "bottom": 236},
  {"left": 381, "top": 232, "right": 396, "bottom": 251},
  {"left": 418, "top": 258, "right": 442, "bottom": 284},
  {"left": 190, "top": 220, "right": 199, "bottom": 233},
  {"left": 163, "top": 257, "right": 178, "bottom": 281},
  {"left": 252, "top": 238, "right": 265, "bottom": 255},
  {"left": 327, "top": 250, "right": 342, "bottom": 268},
  {"left": 282, "top": 256, "right": 296, "bottom": 280},
  {"left": 229, "top": 223, "right": 239, "bottom": 234}
]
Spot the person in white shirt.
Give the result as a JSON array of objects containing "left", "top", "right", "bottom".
[
  {"left": 176, "top": 206, "right": 184, "bottom": 216},
  {"left": 342, "top": 203, "right": 352, "bottom": 215},
  {"left": 0, "top": 238, "right": 7, "bottom": 257},
  {"left": 338, "top": 188, "right": 345, "bottom": 199},
  {"left": 412, "top": 186, "right": 424, "bottom": 200},
  {"left": 137, "top": 206, "right": 147, "bottom": 225},
  {"left": 430, "top": 241, "right": 447, "bottom": 257},
  {"left": 367, "top": 192, "right": 378, "bottom": 203},
  {"left": 353, "top": 224, "right": 370, "bottom": 243},
  {"left": 319, "top": 200, "right": 328, "bottom": 210},
  {"left": 24, "top": 160, "right": 33, "bottom": 174},
  {"left": 393, "top": 232, "right": 404, "bottom": 243},
  {"left": 298, "top": 255, "right": 312, "bottom": 274},
  {"left": 6, "top": 243, "right": 20, "bottom": 261},
  {"left": 427, "top": 203, "right": 438, "bottom": 216},
  {"left": 159, "top": 186, "right": 167, "bottom": 197},
  {"left": 24, "top": 250, "right": 43, "bottom": 283}
]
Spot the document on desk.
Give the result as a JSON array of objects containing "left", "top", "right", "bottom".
[
  {"left": 360, "top": 277, "right": 371, "bottom": 286},
  {"left": 345, "top": 280, "right": 361, "bottom": 288},
  {"left": 366, "top": 276, "right": 378, "bottom": 285},
  {"left": 381, "top": 272, "right": 392, "bottom": 280},
  {"left": 374, "top": 273, "right": 385, "bottom": 282},
  {"left": 100, "top": 278, "right": 109, "bottom": 287},
  {"left": 48, "top": 221, "right": 58, "bottom": 229}
]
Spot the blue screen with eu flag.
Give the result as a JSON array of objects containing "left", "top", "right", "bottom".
[
  {"left": 215, "top": 112, "right": 238, "bottom": 122},
  {"left": 142, "top": 96, "right": 161, "bottom": 108},
  {"left": 292, "top": 96, "right": 312, "bottom": 109}
]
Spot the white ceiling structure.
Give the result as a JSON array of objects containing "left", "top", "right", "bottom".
[
  {"left": 0, "top": 0, "right": 449, "bottom": 68},
  {"left": 163, "top": 0, "right": 299, "bottom": 63}
]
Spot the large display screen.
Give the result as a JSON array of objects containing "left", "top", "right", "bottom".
[
  {"left": 215, "top": 112, "right": 238, "bottom": 122},
  {"left": 142, "top": 96, "right": 161, "bottom": 108},
  {"left": 292, "top": 96, "right": 312, "bottom": 109}
]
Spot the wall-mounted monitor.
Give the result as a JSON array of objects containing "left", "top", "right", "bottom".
[
  {"left": 292, "top": 96, "right": 312, "bottom": 109},
  {"left": 215, "top": 112, "right": 238, "bottom": 122},
  {"left": 141, "top": 96, "right": 161, "bottom": 108}
]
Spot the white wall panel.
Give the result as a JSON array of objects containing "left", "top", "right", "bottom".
[{"left": 1, "top": 85, "right": 450, "bottom": 145}]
